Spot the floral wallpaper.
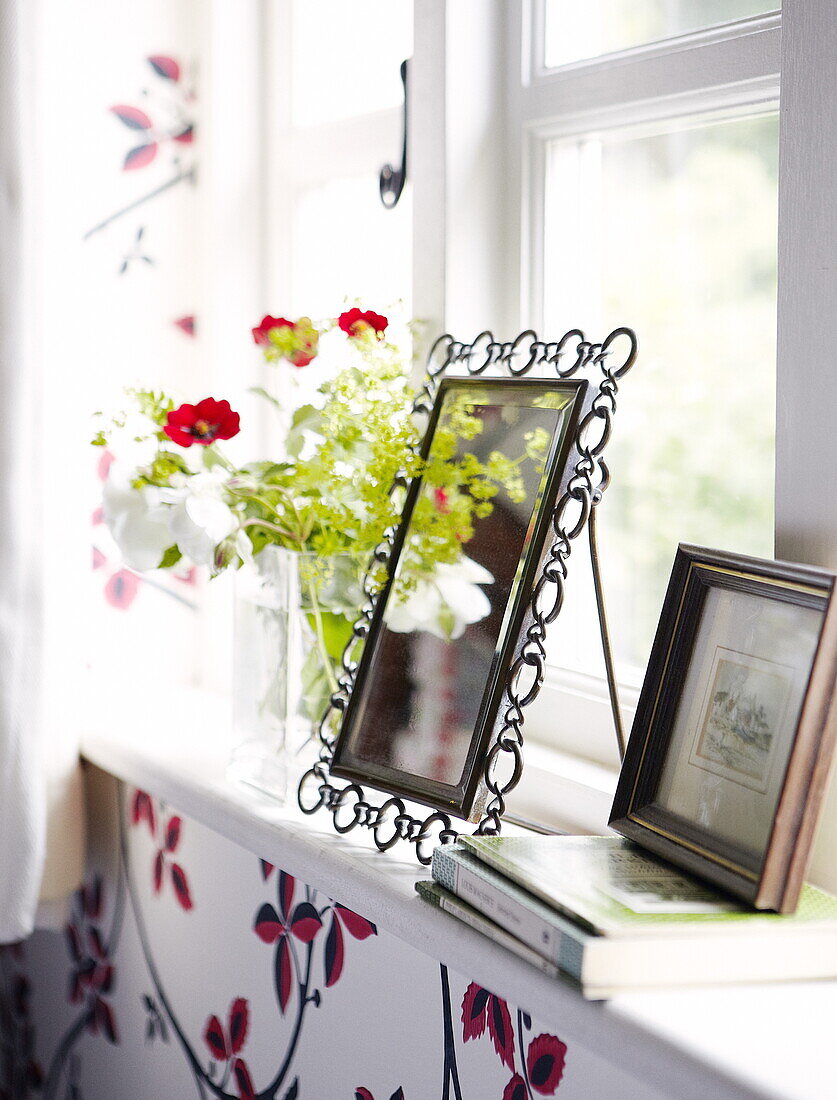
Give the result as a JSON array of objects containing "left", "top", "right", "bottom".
[
  {"left": 89, "top": 48, "right": 200, "bottom": 618},
  {"left": 0, "top": 767, "right": 668, "bottom": 1099}
]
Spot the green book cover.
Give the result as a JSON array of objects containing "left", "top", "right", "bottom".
[{"left": 458, "top": 835, "right": 837, "bottom": 937}]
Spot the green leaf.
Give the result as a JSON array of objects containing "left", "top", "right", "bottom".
[
  {"left": 300, "top": 648, "right": 332, "bottom": 723},
  {"left": 290, "top": 403, "right": 320, "bottom": 430},
  {"left": 316, "top": 612, "right": 355, "bottom": 662},
  {"left": 248, "top": 386, "right": 283, "bottom": 411},
  {"left": 158, "top": 545, "right": 182, "bottom": 569},
  {"left": 202, "top": 447, "right": 226, "bottom": 470},
  {"left": 285, "top": 404, "right": 322, "bottom": 459}
]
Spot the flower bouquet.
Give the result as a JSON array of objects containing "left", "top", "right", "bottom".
[{"left": 94, "top": 307, "right": 531, "bottom": 799}]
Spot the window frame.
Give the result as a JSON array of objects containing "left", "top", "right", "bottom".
[
  {"left": 413, "top": 1, "right": 837, "bottom": 881},
  {"left": 258, "top": 1, "right": 837, "bottom": 883}
]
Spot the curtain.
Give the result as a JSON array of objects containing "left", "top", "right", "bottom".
[{"left": 0, "top": 0, "right": 84, "bottom": 942}]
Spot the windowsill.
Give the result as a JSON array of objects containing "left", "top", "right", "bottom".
[{"left": 81, "top": 685, "right": 837, "bottom": 1100}]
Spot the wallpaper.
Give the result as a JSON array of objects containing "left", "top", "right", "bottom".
[{"left": 0, "top": 767, "right": 667, "bottom": 1099}]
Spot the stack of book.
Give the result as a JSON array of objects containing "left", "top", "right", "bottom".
[{"left": 417, "top": 835, "right": 837, "bottom": 1000}]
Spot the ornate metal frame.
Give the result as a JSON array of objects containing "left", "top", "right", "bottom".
[{"left": 297, "top": 327, "right": 638, "bottom": 863}]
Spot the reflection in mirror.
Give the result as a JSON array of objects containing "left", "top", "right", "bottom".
[{"left": 330, "top": 378, "right": 588, "bottom": 818}]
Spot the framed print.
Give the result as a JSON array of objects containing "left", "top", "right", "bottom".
[
  {"left": 329, "top": 375, "right": 589, "bottom": 820},
  {"left": 610, "top": 544, "right": 837, "bottom": 912}
]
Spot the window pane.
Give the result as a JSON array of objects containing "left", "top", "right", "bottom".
[
  {"left": 292, "top": 175, "right": 412, "bottom": 317},
  {"left": 292, "top": 0, "right": 412, "bottom": 126},
  {"left": 544, "top": 1, "right": 778, "bottom": 68},
  {"left": 542, "top": 114, "right": 778, "bottom": 680}
]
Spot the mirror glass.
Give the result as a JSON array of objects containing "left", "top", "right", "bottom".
[{"left": 330, "top": 377, "right": 588, "bottom": 817}]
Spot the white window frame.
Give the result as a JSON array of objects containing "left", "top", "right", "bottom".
[
  {"left": 512, "top": 4, "right": 782, "bottom": 777},
  {"left": 254, "top": 0, "right": 837, "bottom": 881},
  {"left": 412, "top": 1, "right": 837, "bottom": 886}
]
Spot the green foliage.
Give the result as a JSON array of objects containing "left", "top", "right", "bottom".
[
  {"left": 129, "top": 389, "right": 175, "bottom": 427},
  {"left": 97, "top": 326, "right": 552, "bottom": 614},
  {"left": 158, "top": 545, "right": 183, "bottom": 569}
]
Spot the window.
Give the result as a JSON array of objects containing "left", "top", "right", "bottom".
[
  {"left": 264, "top": 0, "right": 413, "bottom": 317},
  {"left": 469, "top": 2, "right": 837, "bottom": 881},
  {"left": 442, "top": 4, "right": 780, "bottom": 830},
  {"left": 255, "top": 1, "right": 837, "bottom": 870}
]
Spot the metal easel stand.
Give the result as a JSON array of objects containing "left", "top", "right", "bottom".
[{"left": 588, "top": 499, "right": 627, "bottom": 762}]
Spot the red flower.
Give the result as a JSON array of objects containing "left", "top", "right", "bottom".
[
  {"left": 338, "top": 307, "right": 388, "bottom": 339},
  {"left": 252, "top": 315, "right": 319, "bottom": 366},
  {"left": 433, "top": 488, "right": 450, "bottom": 513},
  {"left": 252, "top": 315, "right": 293, "bottom": 346},
  {"left": 163, "top": 398, "right": 240, "bottom": 448},
  {"left": 526, "top": 1033, "right": 567, "bottom": 1095}
]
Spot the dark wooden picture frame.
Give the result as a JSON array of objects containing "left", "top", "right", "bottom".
[
  {"left": 610, "top": 544, "right": 837, "bottom": 912},
  {"left": 329, "top": 375, "right": 590, "bottom": 820}
]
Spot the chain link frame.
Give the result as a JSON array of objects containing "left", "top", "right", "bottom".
[{"left": 297, "top": 327, "right": 637, "bottom": 863}]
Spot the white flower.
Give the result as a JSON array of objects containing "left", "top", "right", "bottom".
[
  {"left": 165, "top": 471, "right": 239, "bottom": 568},
  {"left": 386, "top": 555, "right": 494, "bottom": 640},
  {"left": 102, "top": 465, "right": 172, "bottom": 572}
]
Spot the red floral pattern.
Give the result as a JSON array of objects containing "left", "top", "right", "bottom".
[
  {"left": 129, "top": 792, "right": 193, "bottom": 911},
  {"left": 108, "top": 55, "right": 194, "bottom": 173},
  {"left": 64, "top": 878, "right": 118, "bottom": 1045},
  {"left": 503, "top": 1075, "right": 527, "bottom": 1100},
  {"left": 355, "top": 1089, "right": 404, "bottom": 1100},
  {"left": 0, "top": 948, "right": 44, "bottom": 1097},
  {"left": 104, "top": 569, "right": 140, "bottom": 610},
  {"left": 13, "top": 787, "right": 565, "bottom": 1098},
  {"left": 131, "top": 790, "right": 157, "bottom": 837},
  {"left": 202, "top": 998, "right": 254, "bottom": 1100},
  {"left": 526, "top": 1033, "right": 567, "bottom": 1095},
  {"left": 461, "top": 984, "right": 567, "bottom": 1095},
  {"left": 461, "top": 983, "right": 514, "bottom": 1069}
]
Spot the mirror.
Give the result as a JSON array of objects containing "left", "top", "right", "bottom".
[{"left": 330, "top": 376, "right": 590, "bottom": 819}]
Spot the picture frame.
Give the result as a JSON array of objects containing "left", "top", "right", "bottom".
[
  {"left": 329, "top": 375, "right": 591, "bottom": 820},
  {"left": 610, "top": 544, "right": 837, "bottom": 912}
]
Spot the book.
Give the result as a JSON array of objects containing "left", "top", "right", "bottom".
[
  {"left": 415, "top": 880, "right": 568, "bottom": 984},
  {"left": 426, "top": 837, "right": 837, "bottom": 997},
  {"left": 457, "top": 835, "right": 764, "bottom": 936}
]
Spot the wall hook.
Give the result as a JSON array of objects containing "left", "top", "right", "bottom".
[{"left": 379, "top": 59, "right": 409, "bottom": 209}]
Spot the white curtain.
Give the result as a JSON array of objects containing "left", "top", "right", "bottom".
[{"left": 0, "top": 0, "right": 84, "bottom": 942}]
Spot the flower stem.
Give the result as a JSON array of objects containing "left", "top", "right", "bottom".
[{"left": 304, "top": 572, "right": 339, "bottom": 697}]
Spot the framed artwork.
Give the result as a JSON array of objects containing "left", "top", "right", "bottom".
[
  {"left": 610, "top": 544, "right": 837, "bottom": 912},
  {"left": 329, "top": 375, "right": 590, "bottom": 820}
]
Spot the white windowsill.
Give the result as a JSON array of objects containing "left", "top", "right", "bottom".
[{"left": 81, "top": 686, "right": 837, "bottom": 1100}]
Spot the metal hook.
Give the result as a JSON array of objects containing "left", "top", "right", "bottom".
[{"left": 379, "top": 59, "right": 408, "bottom": 209}]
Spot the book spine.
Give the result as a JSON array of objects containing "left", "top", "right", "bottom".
[
  {"left": 428, "top": 890, "right": 564, "bottom": 981},
  {"left": 432, "top": 848, "right": 584, "bottom": 980}
]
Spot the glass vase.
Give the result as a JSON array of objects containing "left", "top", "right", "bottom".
[{"left": 228, "top": 546, "right": 357, "bottom": 803}]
